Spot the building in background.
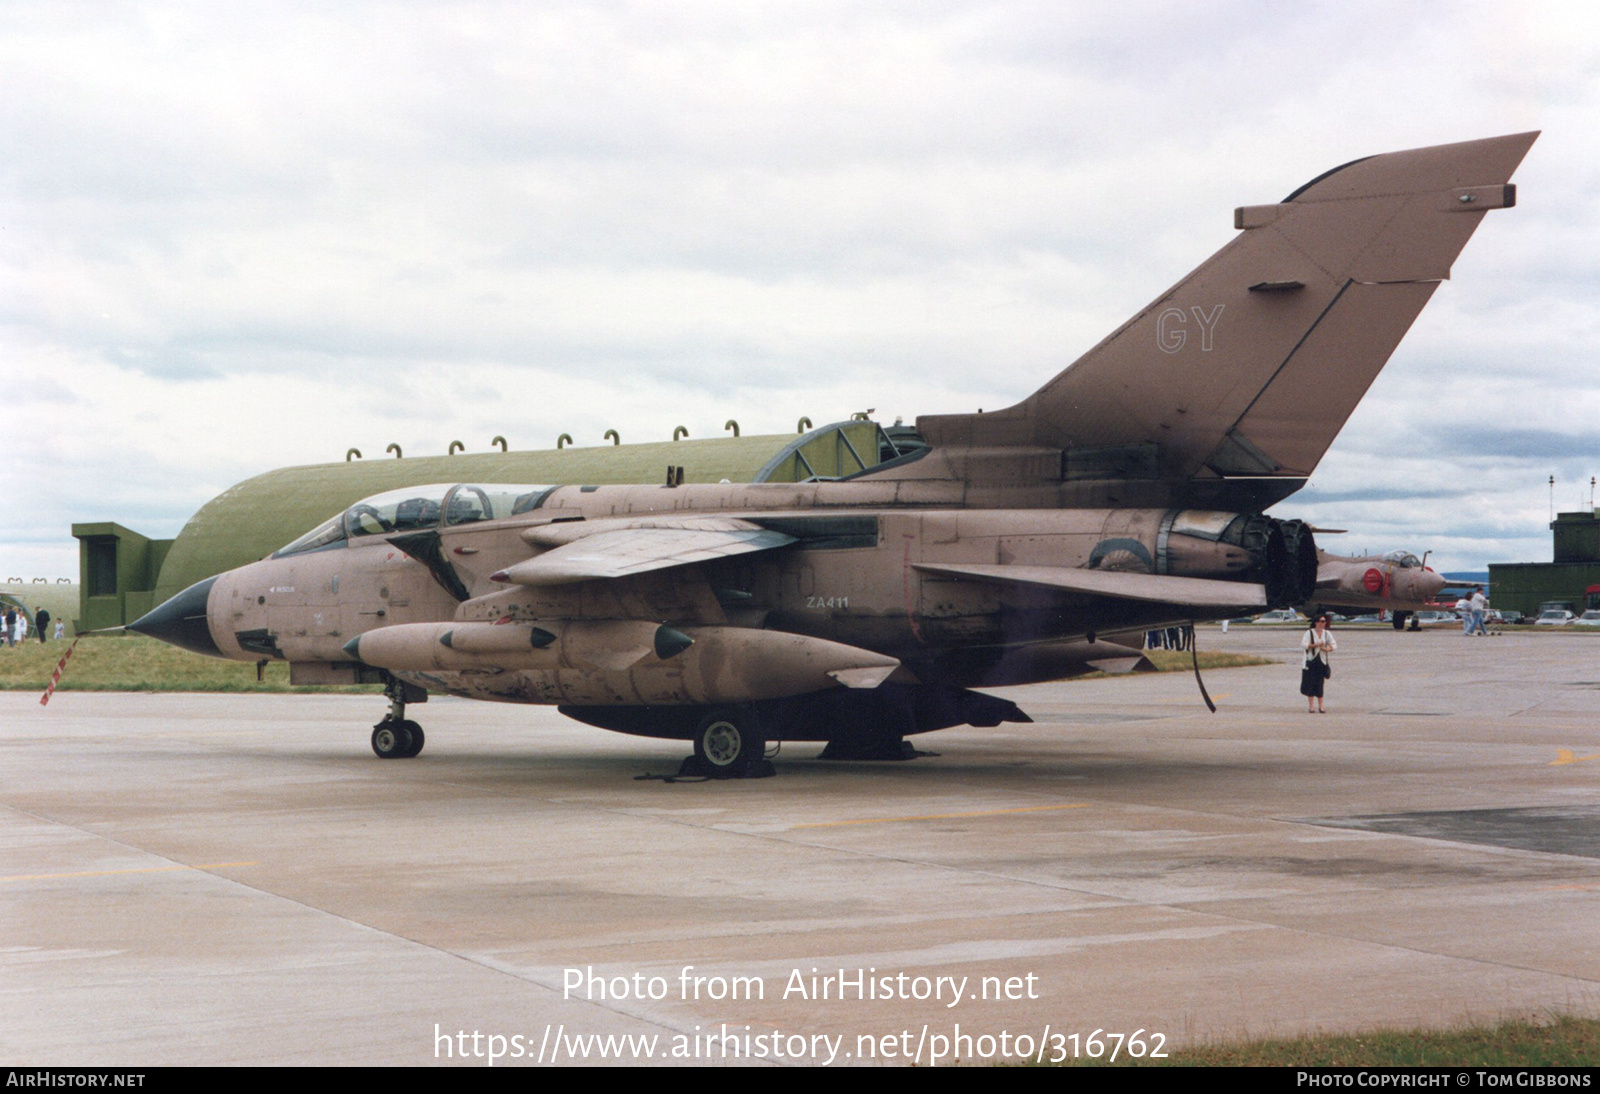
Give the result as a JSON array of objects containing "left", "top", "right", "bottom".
[
  {"left": 0, "top": 579, "right": 79, "bottom": 637},
  {"left": 1489, "top": 509, "right": 1600, "bottom": 616}
]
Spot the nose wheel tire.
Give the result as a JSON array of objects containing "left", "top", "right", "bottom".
[{"left": 372, "top": 719, "right": 424, "bottom": 759}]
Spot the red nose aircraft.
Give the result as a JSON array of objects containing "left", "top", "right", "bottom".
[
  {"left": 130, "top": 133, "right": 1535, "bottom": 777},
  {"left": 1307, "top": 548, "right": 1450, "bottom": 626}
]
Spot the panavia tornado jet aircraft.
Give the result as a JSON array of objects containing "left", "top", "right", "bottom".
[{"left": 129, "top": 133, "right": 1534, "bottom": 776}]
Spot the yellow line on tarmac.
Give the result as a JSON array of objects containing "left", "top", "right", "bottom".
[
  {"left": 0, "top": 861, "right": 258, "bottom": 882},
  {"left": 1550, "top": 749, "right": 1600, "bottom": 766},
  {"left": 794, "top": 804, "right": 1089, "bottom": 829}
]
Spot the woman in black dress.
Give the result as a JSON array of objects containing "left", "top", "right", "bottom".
[{"left": 1300, "top": 614, "right": 1336, "bottom": 713}]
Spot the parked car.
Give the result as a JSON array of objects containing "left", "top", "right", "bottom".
[
  {"left": 1575, "top": 611, "right": 1600, "bottom": 626},
  {"left": 1411, "top": 610, "right": 1456, "bottom": 627},
  {"left": 1536, "top": 610, "right": 1577, "bottom": 626},
  {"left": 1249, "top": 610, "right": 1303, "bottom": 624}
]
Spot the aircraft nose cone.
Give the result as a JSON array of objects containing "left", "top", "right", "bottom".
[
  {"left": 127, "top": 576, "right": 221, "bottom": 657},
  {"left": 1416, "top": 571, "right": 1448, "bottom": 599}
]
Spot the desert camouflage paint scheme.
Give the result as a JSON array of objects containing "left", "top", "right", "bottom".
[{"left": 130, "top": 133, "right": 1535, "bottom": 774}]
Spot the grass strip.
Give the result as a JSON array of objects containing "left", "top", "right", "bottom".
[
  {"left": 1054, "top": 1015, "right": 1600, "bottom": 1067},
  {"left": 0, "top": 635, "right": 379, "bottom": 693}
]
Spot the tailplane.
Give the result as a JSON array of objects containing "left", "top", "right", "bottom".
[{"left": 909, "top": 132, "right": 1536, "bottom": 508}]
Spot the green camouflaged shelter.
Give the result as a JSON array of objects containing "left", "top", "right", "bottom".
[{"left": 0, "top": 580, "right": 79, "bottom": 638}]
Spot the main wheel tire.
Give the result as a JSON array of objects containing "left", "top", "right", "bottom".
[
  {"left": 693, "top": 710, "right": 762, "bottom": 771},
  {"left": 372, "top": 720, "right": 414, "bottom": 759},
  {"left": 398, "top": 720, "right": 425, "bottom": 758}
]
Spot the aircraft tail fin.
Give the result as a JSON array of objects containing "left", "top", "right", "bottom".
[{"left": 912, "top": 132, "right": 1537, "bottom": 507}]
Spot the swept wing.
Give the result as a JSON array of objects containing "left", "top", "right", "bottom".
[{"left": 494, "top": 518, "right": 795, "bottom": 586}]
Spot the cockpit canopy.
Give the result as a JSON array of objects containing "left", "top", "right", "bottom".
[
  {"left": 1382, "top": 549, "right": 1423, "bottom": 569},
  {"left": 274, "top": 483, "right": 557, "bottom": 557}
]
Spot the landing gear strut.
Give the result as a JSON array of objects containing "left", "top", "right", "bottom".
[{"left": 372, "top": 674, "right": 426, "bottom": 759}]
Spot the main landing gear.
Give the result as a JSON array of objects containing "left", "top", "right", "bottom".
[
  {"left": 679, "top": 707, "right": 774, "bottom": 779},
  {"left": 371, "top": 674, "right": 426, "bottom": 759}
]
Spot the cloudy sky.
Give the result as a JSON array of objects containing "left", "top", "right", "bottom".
[{"left": 3, "top": 0, "right": 1596, "bottom": 579}]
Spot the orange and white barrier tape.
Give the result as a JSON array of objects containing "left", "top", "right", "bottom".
[{"left": 39, "top": 638, "right": 80, "bottom": 706}]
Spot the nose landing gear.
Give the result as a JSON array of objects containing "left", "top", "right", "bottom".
[
  {"left": 372, "top": 719, "right": 424, "bottom": 759},
  {"left": 371, "top": 674, "right": 427, "bottom": 758}
]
